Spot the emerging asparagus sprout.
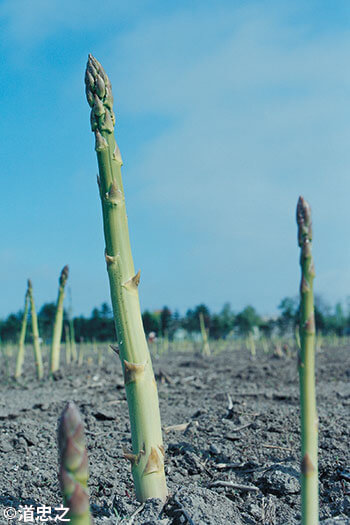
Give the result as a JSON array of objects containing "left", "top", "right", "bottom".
[
  {"left": 15, "top": 285, "right": 30, "bottom": 379},
  {"left": 50, "top": 265, "right": 69, "bottom": 373},
  {"left": 58, "top": 402, "right": 92, "bottom": 525},
  {"left": 296, "top": 196, "right": 319, "bottom": 524},
  {"left": 27, "top": 279, "right": 44, "bottom": 380},
  {"left": 199, "top": 312, "right": 211, "bottom": 356},
  {"left": 85, "top": 54, "right": 167, "bottom": 502}
]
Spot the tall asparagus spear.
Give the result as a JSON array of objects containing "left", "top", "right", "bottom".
[
  {"left": 50, "top": 265, "right": 69, "bottom": 373},
  {"left": 85, "top": 54, "right": 167, "bottom": 502},
  {"left": 58, "top": 402, "right": 92, "bottom": 525},
  {"left": 27, "top": 279, "right": 44, "bottom": 380},
  {"left": 296, "top": 196, "right": 318, "bottom": 524},
  {"left": 15, "top": 285, "right": 30, "bottom": 379}
]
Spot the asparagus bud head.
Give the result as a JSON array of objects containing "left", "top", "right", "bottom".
[
  {"left": 85, "top": 55, "right": 115, "bottom": 138},
  {"left": 297, "top": 196, "right": 312, "bottom": 252}
]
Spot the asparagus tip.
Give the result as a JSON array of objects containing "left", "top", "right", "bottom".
[
  {"left": 296, "top": 196, "right": 312, "bottom": 246},
  {"left": 85, "top": 53, "right": 115, "bottom": 133},
  {"left": 58, "top": 401, "right": 81, "bottom": 442},
  {"left": 59, "top": 265, "right": 69, "bottom": 286}
]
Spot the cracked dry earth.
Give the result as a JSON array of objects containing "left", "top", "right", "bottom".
[{"left": 0, "top": 343, "right": 349, "bottom": 524}]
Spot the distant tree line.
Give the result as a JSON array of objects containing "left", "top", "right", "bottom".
[{"left": 0, "top": 296, "right": 349, "bottom": 343}]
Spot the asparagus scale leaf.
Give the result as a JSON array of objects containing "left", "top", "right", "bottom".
[
  {"left": 85, "top": 54, "right": 168, "bottom": 502},
  {"left": 58, "top": 402, "right": 92, "bottom": 525},
  {"left": 296, "top": 196, "right": 319, "bottom": 525}
]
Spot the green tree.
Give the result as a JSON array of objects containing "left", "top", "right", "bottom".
[
  {"left": 313, "top": 294, "right": 330, "bottom": 334},
  {"left": 160, "top": 307, "right": 172, "bottom": 336},
  {"left": 182, "top": 304, "right": 210, "bottom": 333},
  {"left": 142, "top": 311, "right": 161, "bottom": 335},
  {"left": 38, "top": 302, "right": 58, "bottom": 341},
  {"left": 89, "top": 303, "right": 114, "bottom": 341},
  {"left": 235, "top": 305, "right": 261, "bottom": 335},
  {"left": 0, "top": 312, "right": 23, "bottom": 342},
  {"left": 277, "top": 297, "right": 298, "bottom": 335},
  {"left": 325, "top": 302, "right": 346, "bottom": 335},
  {"left": 210, "top": 303, "right": 235, "bottom": 339}
]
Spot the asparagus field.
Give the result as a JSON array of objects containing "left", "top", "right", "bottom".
[
  {"left": 1, "top": 54, "right": 349, "bottom": 525},
  {"left": 0, "top": 340, "right": 349, "bottom": 524}
]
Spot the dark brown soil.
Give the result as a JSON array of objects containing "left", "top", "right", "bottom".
[{"left": 0, "top": 342, "right": 349, "bottom": 524}]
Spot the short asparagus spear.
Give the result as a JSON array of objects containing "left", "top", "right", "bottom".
[
  {"left": 58, "top": 402, "right": 92, "bottom": 525},
  {"left": 27, "top": 279, "right": 44, "bottom": 380},
  {"left": 50, "top": 265, "right": 69, "bottom": 373},
  {"left": 15, "top": 285, "right": 30, "bottom": 379},
  {"left": 85, "top": 54, "right": 167, "bottom": 502},
  {"left": 296, "top": 196, "right": 319, "bottom": 524}
]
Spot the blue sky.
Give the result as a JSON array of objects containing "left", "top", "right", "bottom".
[{"left": 1, "top": 0, "right": 350, "bottom": 318}]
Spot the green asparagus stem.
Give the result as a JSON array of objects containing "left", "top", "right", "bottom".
[
  {"left": 58, "top": 402, "right": 92, "bottom": 525},
  {"left": 199, "top": 312, "right": 211, "bottom": 356},
  {"left": 248, "top": 331, "right": 256, "bottom": 358},
  {"left": 15, "top": 286, "right": 30, "bottom": 379},
  {"left": 27, "top": 279, "right": 44, "bottom": 380},
  {"left": 50, "top": 265, "right": 69, "bottom": 373},
  {"left": 296, "top": 196, "right": 319, "bottom": 524},
  {"left": 85, "top": 54, "right": 167, "bottom": 502}
]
